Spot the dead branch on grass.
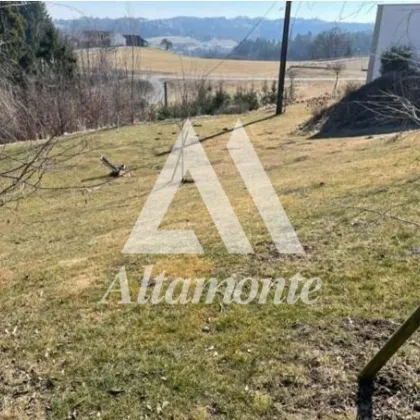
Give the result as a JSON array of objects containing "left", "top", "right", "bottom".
[{"left": 348, "top": 206, "right": 420, "bottom": 229}]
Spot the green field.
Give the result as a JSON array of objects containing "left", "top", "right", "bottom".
[{"left": 1, "top": 105, "right": 419, "bottom": 419}]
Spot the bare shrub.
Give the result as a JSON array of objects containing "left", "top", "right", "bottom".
[
  {"left": 0, "top": 47, "right": 153, "bottom": 144},
  {"left": 306, "top": 95, "right": 331, "bottom": 120},
  {"left": 0, "top": 79, "right": 21, "bottom": 142},
  {"left": 328, "top": 62, "right": 346, "bottom": 96},
  {"left": 0, "top": 45, "right": 153, "bottom": 204},
  {"left": 340, "top": 81, "right": 362, "bottom": 98}
]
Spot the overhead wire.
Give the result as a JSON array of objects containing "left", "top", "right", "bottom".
[{"left": 203, "top": 0, "right": 281, "bottom": 78}]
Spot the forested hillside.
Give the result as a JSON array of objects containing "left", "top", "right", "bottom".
[
  {"left": 56, "top": 16, "right": 373, "bottom": 42},
  {"left": 56, "top": 16, "right": 373, "bottom": 60},
  {"left": 231, "top": 29, "right": 372, "bottom": 61}
]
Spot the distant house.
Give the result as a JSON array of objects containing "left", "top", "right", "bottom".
[
  {"left": 79, "top": 31, "right": 126, "bottom": 49},
  {"left": 111, "top": 33, "right": 126, "bottom": 47},
  {"left": 123, "top": 34, "right": 148, "bottom": 47}
]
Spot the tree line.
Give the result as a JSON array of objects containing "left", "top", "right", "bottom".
[
  {"left": 230, "top": 28, "right": 372, "bottom": 61},
  {"left": 0, "top": 1, "right": 76, "bottom": 81}
]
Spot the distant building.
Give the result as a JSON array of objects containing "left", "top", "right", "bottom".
[
  {"left": 367, "top": 3, "right": 420, "bottom": 82},
  {"left": 79, "top": 31, "right": 126, "bottom": 49},
  {"left": 111, "top": 33, "right": 127, "bottom": 47},
  {"left": 123, "top": 34, "right": 148, "bottom": 47}
]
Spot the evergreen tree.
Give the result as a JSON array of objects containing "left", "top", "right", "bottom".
[
  {"left": 0, "top": 1, "right": 76, "bottom": 80},
  {"left": 380, "top": 46, "right": 413, "bottom": 75},
  {"left": 0, "top": 5, "right": 26, "bottom": 65}
]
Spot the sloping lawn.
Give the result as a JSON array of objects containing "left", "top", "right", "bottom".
[{"left": 1, "top": 105, "right": 419, "bottom": 419}]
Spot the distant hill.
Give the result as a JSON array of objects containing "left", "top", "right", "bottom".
[{"left": 55, "top": 16, "right": 373, "bottom": 42}]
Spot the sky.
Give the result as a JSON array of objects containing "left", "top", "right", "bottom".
[{"left": 46, "top": 1, "right": 385, "bottom": 23}]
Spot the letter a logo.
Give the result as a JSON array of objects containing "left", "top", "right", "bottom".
[{"left": 122, "top": 120, "right": 304, "bottom": 255}]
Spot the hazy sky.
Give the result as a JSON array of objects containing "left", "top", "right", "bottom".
[{"left": 46, "top": 1, "right": 384, "bottom": 23}]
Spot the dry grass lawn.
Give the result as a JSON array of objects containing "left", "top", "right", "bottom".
[
  {"left": 0, "top": 105, "right": 419, "bottom": 419},
  {"left": 78, "top": 47, "right": 368, "bottom": 80}
]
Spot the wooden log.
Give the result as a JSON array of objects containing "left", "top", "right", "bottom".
[
  {"left": 100, "top": 155, "right": 126, "bottom": 177},
  {"left": 359, "top": 305, "right": 420, "bottom": 381}
]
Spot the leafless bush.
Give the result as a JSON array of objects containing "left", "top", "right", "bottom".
[
  {"left": 328, "top": 62, "right": 346, "bottom": 96},
  {"left": 0, "top": 46, "right": 153, "bottom": 145},
  {"left": 0, "top": 79, "right": 21, "bottom": 142},
  {"left": 306, "top": 95, "right": 331, "bottom": 120},
  {"left": 0, "top": 137, "right": 56, "bottom": 205},
  {"left": 341, "top": 81, "right": 361, "bottom": 98},
  {"left": 0, "top": 44, "right": 154, "bottom": 204}
]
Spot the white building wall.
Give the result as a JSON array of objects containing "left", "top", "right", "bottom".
[
  {"left": 367, "top": 3, "right": 420, "bottom": 82},
  {"left": 111, "top": 33, "right": 126, "bottom": 47}
]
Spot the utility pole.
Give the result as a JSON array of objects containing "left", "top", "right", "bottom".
[
  {"left": 276, "top": 1, "right": 292, "bottom": 115},
  {"left": 163, "top": 81, "right": 168, "bottom": 107}
]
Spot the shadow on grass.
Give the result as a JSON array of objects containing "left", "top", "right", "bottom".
[
  {"left": 356, "top": 379, "right": 374, "bottom": 420},
  {"left": 155, "top": 113, "right": 277, "bottom": 156}
]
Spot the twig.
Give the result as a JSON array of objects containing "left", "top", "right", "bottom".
[{"left": 348, "top": 206, "right": 420, "bottom": 228}]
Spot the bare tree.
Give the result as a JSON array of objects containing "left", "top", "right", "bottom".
[
  {"left": 328, "top": 62, "right": 345, "bottom": 97},
  {"left": 311, "top": 28, "right": 352, "bottom": 60}
]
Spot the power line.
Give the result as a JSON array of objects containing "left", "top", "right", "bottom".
[
  {"left": 204, "top": 0, "right": 280, "bottom": 78},
  {"left": 289, "top": 0, "right": 301, "bottom": 40}
]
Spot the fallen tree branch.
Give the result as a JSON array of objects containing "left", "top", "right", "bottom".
[{"left": 348, "top": 206, "right": 420, "bottom": 228}]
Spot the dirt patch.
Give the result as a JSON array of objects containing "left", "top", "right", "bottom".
[
  {"left": 0, "top": 365, "right": 51, "bottom": 420},
  {"left": 250, "top": 241, "right": 312, "bottom": 263},
  {"left": 272, "top": 318, "right": 420, "bottom": 419}
]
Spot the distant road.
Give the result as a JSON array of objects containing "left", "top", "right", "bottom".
[{"left": 158, "top": 74, "right": 367, "bottom": 82}]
